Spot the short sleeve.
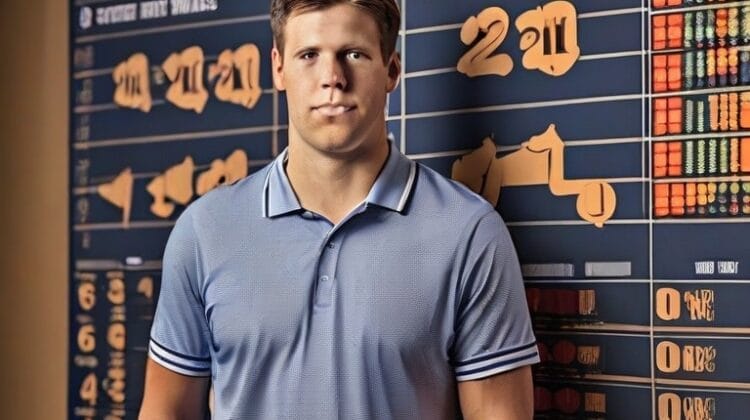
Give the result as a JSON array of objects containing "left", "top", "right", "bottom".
[
  {"left": 149, "top": 209, "right": 212, "bottom": 376},
  {"left": 452, "top": 210, "right": 539, "bottom": 382}
]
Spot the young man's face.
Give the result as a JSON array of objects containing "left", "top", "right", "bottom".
[{"left": 272, "top": 3, "right": 400, "bottom": 157}]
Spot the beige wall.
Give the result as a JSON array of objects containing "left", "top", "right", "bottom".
[{"left": 0, "top": 0, "right": 68, "bottom": 418}]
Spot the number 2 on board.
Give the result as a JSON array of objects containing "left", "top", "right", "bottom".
[{"left": 457, "top": 7, "right": 513, "bottom": 78}]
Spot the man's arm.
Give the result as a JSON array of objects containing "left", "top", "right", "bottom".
[
  {"left": 138, "top": 358, "right": 210, "bottom": 420},
  {"left": 457, "top": 365, "right": 534, "bottom": 420}
]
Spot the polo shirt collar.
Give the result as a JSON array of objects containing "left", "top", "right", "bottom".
[{"left": 262, "top": 140, "right": 417, "bottom": 218}]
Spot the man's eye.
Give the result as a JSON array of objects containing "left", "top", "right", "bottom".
[
  {"left": 301, "top": 52, "right": 317, "bottom": 60},
  {"left": 347, "top": 51, "right": 363, "bottom": 60}
]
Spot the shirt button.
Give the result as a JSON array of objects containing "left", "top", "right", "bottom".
[{"left": 320, "top": 275, "right": 329, "bottom": 282}]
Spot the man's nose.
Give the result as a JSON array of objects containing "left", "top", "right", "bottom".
[{"left": 321, "top": 56, "right": 348, "bottom": 91}]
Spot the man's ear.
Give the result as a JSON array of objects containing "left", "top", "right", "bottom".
[
  {"left": 271, "top": 46, "right": 286, "bottom": 91},
  {"left": 386, "top": 52, "right": 401, "bottom": 93}
]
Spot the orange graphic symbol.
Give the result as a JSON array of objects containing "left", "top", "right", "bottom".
[
  {"left": 162, "top": 46, "right": 209, "bottom": 113},
  {"left": 457, "top": 7, "right": 514, "bottom": 78},
  {"left": 113, "top": 53, "right": 152, "bottom": 112},
  {"left": 452, "top": 124, "right": 616, "bottom": 228},
  {"left": 97, "top": 168, "right": 134, "bottom": 227},
  {"left": 516, "top": 0, "right": 580, "bottom": 77},
  {"left": 208, "top": 44, "right": 262, "bottom": 109}
]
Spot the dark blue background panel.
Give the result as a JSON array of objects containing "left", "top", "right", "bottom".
[
  {"left": 72, "top": 2, "right": 271, "bottom": 38},
  {"left": 509, "top": 224, "right": 650, "bottom": 279},
  {"left": 405, "top": 56, "right": 642, "bottom": 115},
  {"left": 405, "top": 99, "right": 643, "bottom": 154},
  {"left": 405, "top": 0, "right": 642, "bottom": 30},
  {"left": 653, "top": 223, "right": 750, "bottom": 279}
]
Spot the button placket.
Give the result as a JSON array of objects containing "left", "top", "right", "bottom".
[{"left": 314, "top": 233, "right": 342, "bottom": 309}]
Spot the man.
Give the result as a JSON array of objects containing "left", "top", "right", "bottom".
[{"left": 139, "top": 1, "right": 539, "bottom": 418}]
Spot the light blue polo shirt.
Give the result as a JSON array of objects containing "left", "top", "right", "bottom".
[{"left": 149, "top": 140, "right": 539, "bottom": 419}]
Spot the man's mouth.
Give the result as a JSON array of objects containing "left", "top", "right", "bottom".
[{"left": 313, "top": 104, "right": 356, "bottom": 117}]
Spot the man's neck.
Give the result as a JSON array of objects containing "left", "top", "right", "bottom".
[{"left": 285, "top": 136, "right": 390, "bottom": 225}]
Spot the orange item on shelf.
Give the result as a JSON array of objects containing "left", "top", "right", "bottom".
[
  {"left": 653, "top": 16, "right": 667, "bottom": 50},
  {"left": 653, "top": 0, "right": 666, "bottom": 8},
  {"left": 667, "top": 0, "right": 681, "bottom": 5},
  {"left": 655, "top": 184, "right": 670, "bottom": 197},
  {"left": 741, "top": 93, "right": 750, "bottom": 128},
  {"left": 654, "top": 99, "right": 669, "bottom": 136},
  {"left": 654, "top": 153, "right": 668, "bottom": 168},
  {"left": 671, "top": 183, "right": 685, "bottom": 196},
  {"left": 709, "top": 95, "right": 719, "bottom": 131},
  {"left": 668, "top": 151, "right": 681, "bottom": 166},
  {"left": 667, "top": 14, "right": 683, "bottom": 48},
  {"left": 741, "top": 138, "right": 750, "bottom": 172},
  {"left": 668, "top": 142, "right": 682, "bottom": 152},
  {"left": 720, "top": 93, "right": 729, "bottom": 132},
  {"left": 716, "top": 9, "right": 728, "bottom": 43},
  {"left": 730, "top": 92, "right": 738, "bottom": 131}
]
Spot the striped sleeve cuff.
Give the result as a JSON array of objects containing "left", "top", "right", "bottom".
[
  {"left": 148, "top": 338, "right": 212, "bottom": 377},
  {"left": 454, "top": 341, "right": 540, "bottom": 382}
]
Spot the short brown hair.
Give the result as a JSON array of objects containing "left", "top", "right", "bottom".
[{"left": 270, "top": 0, "right": 400, "bottom": 63}]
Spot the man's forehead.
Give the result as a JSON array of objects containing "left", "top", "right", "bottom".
[{"left": 283, "top": 5, "right": 379, "bottom": 46}]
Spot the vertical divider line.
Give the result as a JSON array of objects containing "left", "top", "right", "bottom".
[
  {"left": 644, "top": 1, "right": 656, "bottom": 418},
  {"left": 400, "top": 0, "right": 407, "bottom": 154}
]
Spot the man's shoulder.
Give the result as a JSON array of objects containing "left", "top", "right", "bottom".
[
  {"left": 410, "top": 161, "right": 498, "bottom": 223},
  {"left": 181, "top": 164, "right": 269, "bottom": 227}
]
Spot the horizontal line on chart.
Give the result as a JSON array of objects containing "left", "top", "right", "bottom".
[
  {"left": 655, "top": 279, "right": 750, "bottom": 283},
  {"left": 73, "top": 89, "right": 274, "bottom": 114},
  {"left": 535, "top": 373, "right": 653, "bottom": 389},
  {"left": 655, "top": 378, "right": 750, "bottom": 391},
  {"left": 75, "top": 14, "right": 271, "bottom": 44},
  {"left": 404, "top": 50, "right": 643, "bottom": 79},
  {"left": 651, "top": 85, "right": 750, "bottom": 98},
  {"left": 654, "top": 334, "right": 750, "bottom": 340},
  {"left": 536, "top": 329, "right": 648, "bottom": 337},
  {"left": 655, "top": 326, "right": 750, "bottom": 335},
  {"left": 404, "top": 93, "right": 644, "bottom": 120},
  {"left": 652, "top": 131, "right": 750, "bottom": 141},
  {"left": 652, "top": 45, "right": 750, "bottom": 56},
  {"left": 655, "top": 384, "right": 750, "bottom": 395},
  {"left": 525, "top": 279, "right": 651, "bottom": 284},
  {"left": 558, "top": 323, "right": 750, "bottom": 335},
  {"left": 654, "top": 176, "right": 750, "bottom": 184},
  {"left": 402, "top": 23, "right": 462, "bottom": 36},
  {"left": 578, "top": 50, "right": 645, "bottom": 61},
  {"left": 73, "top": 220, "right": 175, "bottom": 231},
  {"left": 506, "top": 219, "right": 647, "bottom": 227},
  {"left": 73, "top": 159, "right": 273, "bottom": 195},
  {"left": 74, "top": 100, "right": 164, "bottom": 113},
  {"left": 653, "top": 218, "right": 750, "bottom": 224},
  {"left": 408, "top": 137, "right": 646, "bottom": 160},
  {"left": 559, "top": 323, "right": 649, "bottom": 333},
  {"left": 651, "top": 1, "right": 750, "bottom": 16},
  {"left": 76, "top": 259, "right": 162, "bottom": 271},
  {"left": 584, "top": 374, "right": 653, "bottom": 385},
  {"left": 578, "top": 7, "right": 646, "bottom": 19},
  {"left": 400, "top": 7, "right": 645, "bottom": 36},
  {"left": 73, "top": 125, "right": 286, "bottom": 150}
]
